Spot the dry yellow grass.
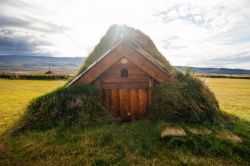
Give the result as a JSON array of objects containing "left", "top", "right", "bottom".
[
  {"left": 205, "top": 78, "right": 250, "bottom": 120},
  {"left": 0, "top": 79, "right": 65, "bottom": 133}
]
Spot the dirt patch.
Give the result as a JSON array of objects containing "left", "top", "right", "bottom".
[
  {"left": 161, "top": 127, "right": 186, "bottom": 138},
  {"left": 217, "top": 130, "right": 242, "bottom": 143},
  {"left": 187, "top": 127, "right": 212, "bottom": 135}
]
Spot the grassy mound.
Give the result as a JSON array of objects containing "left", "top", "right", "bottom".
[
  {"left": 10, "top": 24, "right": 220, "bottom": 134},
  {"left": 149, "top": 72, "right": 219, "bottom": 123},
  {"left": 10, "top": 85, "right": 114, "bottom": 134}
]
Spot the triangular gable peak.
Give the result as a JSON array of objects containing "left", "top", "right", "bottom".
[{"left": 68, "top": 40, "right": 172, "bottom": 86}]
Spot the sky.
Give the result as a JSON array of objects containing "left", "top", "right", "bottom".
[{"left": 0, "top": 0, "right": 250, "bottom": 69}]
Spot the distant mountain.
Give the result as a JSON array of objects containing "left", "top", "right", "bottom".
[
  {"left": 0, "top": 55, "right": 250, "bottom": 75},
  {"left": 0, "top": 55, "right": 85, "bottom": 74},
  {"left": 175, "top": 66, "right": 250, "bottom": 75}
]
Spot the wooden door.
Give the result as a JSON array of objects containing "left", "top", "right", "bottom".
[
  {"left": 99, "top": 57, "right": 152, "bottom": 120},
  {"left": 102, "top": 88, "right": 149, "bottom": 120}
]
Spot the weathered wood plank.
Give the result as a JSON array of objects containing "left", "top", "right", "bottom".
[
  {"left": 99, "top": 58, "right": 151, "bottom": 83},
  {"left": 103, "top": 89, "right": 111, "bottom": 109},
  {"left": 101, "top": 81, "right": 149, "bottom": 89},
  {"left": 148, "top": 78, "right": 153, "bottom": 107},
  {"left": 100, "top": 74, "right": 150, "bottom": 82},
  {"left": 148, "top": 89, "right": 152, "bottom": 107},
  {"left": 76, "top": 46, "right": 123, "bottom": 84},
  {"left": 104, "top": 66, "right": 146, "bottom": 75},
  {"left": 138, "top": 89, "right": 148, "bottom": 119},
  {"left": 110, "top": 89, "right": 118, "bottom": 112},
  {"left": 121, "top": 43, "right": 171, "bottom": 82},
  {"left": 119, "top": 89, "right": 129, "bottom": 118},
  {"left": 130, "top": 89, "right": 138, "bottom": 119}
]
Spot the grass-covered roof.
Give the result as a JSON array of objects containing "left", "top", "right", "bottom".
[{"left": 77, "top": 24, "right": 176, "bottom": 75}]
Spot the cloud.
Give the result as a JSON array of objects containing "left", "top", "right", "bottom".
[
  {"left": 149, "top": 0, "right": 250, "bottom": 69},
  {"left": 210, "top": 52, "right": 250, "bottom": 64},
  {"left": 0, "top": 29, "right": 53, "bottom": 56},
  {"left": 0, "top": 0, "right": 69, "bottom": 56},
  {"left": 0, "top": 0, "right": 29, "bottom": 7},
  {"left": 0, "top": 0, "right": 249, "bottom": 69},
  {"left": 203, "top": 52, "right": 250, "bottom": 69},
  {"left": 0, "top": 15, "right": 28, "bottom": 27},
  {"left": 0, "top": 14, "right": 69, "bottom": 33},
  {"left": 154, "top": 4, "right": 208, "bottom": 27}
]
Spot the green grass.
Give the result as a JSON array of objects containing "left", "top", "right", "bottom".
[
  {"left": 150, "top": 73, "right": 219, "bottom": 123},
  {"left": 9, "top": 84, "right": 114, "bottom": 134},
  {"left": 2, "top": 121, "right": 248, "bottom": 165},
  {"left": 0, "top": 78, "right": 250, "bottom": 165}
]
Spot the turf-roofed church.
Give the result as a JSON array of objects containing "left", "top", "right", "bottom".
[
  {"left": 69, "top": 25, "right": 175, "bottom": 120},
  {"left": 10, "top": 24, "right": 219, "bottom": 134}
]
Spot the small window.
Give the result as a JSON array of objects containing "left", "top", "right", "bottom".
[{"left": 121, "top": 68, "right": 128, "bottom": 78}]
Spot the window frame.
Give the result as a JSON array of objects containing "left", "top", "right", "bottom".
[{"left": 121, "top": 68, "right": 128, "bottom": 78}]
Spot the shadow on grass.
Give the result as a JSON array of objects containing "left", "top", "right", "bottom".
[{"left": 1, "top": 117, "right": 250, "bottom": 165}]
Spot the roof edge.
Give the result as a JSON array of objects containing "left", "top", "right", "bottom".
[
  {"left": 123, "top": 41, "right": 174, "bottom": 78},
  {"left": 67, "top": 40, "right": 124, "bottom": 87},
  {"left": 67, "top": 39, "right": 174, "bottom": 87}
]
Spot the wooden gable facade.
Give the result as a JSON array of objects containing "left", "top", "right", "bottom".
[{"left": 69, "top": 41, "right": 172, "bottom": 120}]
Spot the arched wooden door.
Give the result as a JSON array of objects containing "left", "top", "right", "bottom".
[{"left": 98, "top": 57, "right": 152, "bottom": 120}]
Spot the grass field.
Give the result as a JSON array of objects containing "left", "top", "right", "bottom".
[
  {"left": 0, "top": 78, "right": 249, "bottom": 165},
  {"left": 0, "top": 79, "right": 65, "bottom": 133},
  {"left": 205, "top": 78, "right": 250, "bottom": 120}
]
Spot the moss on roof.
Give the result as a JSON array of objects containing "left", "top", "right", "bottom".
[{"left": 77, "top": 24, "right": 177, "bottom": 75}]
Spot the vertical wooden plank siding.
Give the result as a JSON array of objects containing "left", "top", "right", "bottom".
[
  {"left": 148, "top": 89, "right": 152, "bottom": 108},
  {"left": 110, "top": 89, "right": 118, "bottom": 112},
  {"left": 119, "top": 89, "right": 130, "bottom": 118},
  {"left": 98, "top": 57, "right": 156, "bottom": 120},
  {"left": 148, "top": 78, "right": 153, "bottom": 107},
  {"left": 103, "top": 89, "right": 111, "bottom": 109},
  {"left": 130, "top": 89, "right": 138, "bottom": 119},
  {"left": 138, "top": 89, "right": 148, "bottom": 119},
  {"left": 103, "top": 88, "right": 150, "bottom": 119}
]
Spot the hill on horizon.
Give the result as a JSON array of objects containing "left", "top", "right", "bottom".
[
  {"left": 0, "top": 55, "right": 85, "bottom": 74},
  {"left": 0, "top": 55, "right": 250, "bottom": 75}
]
